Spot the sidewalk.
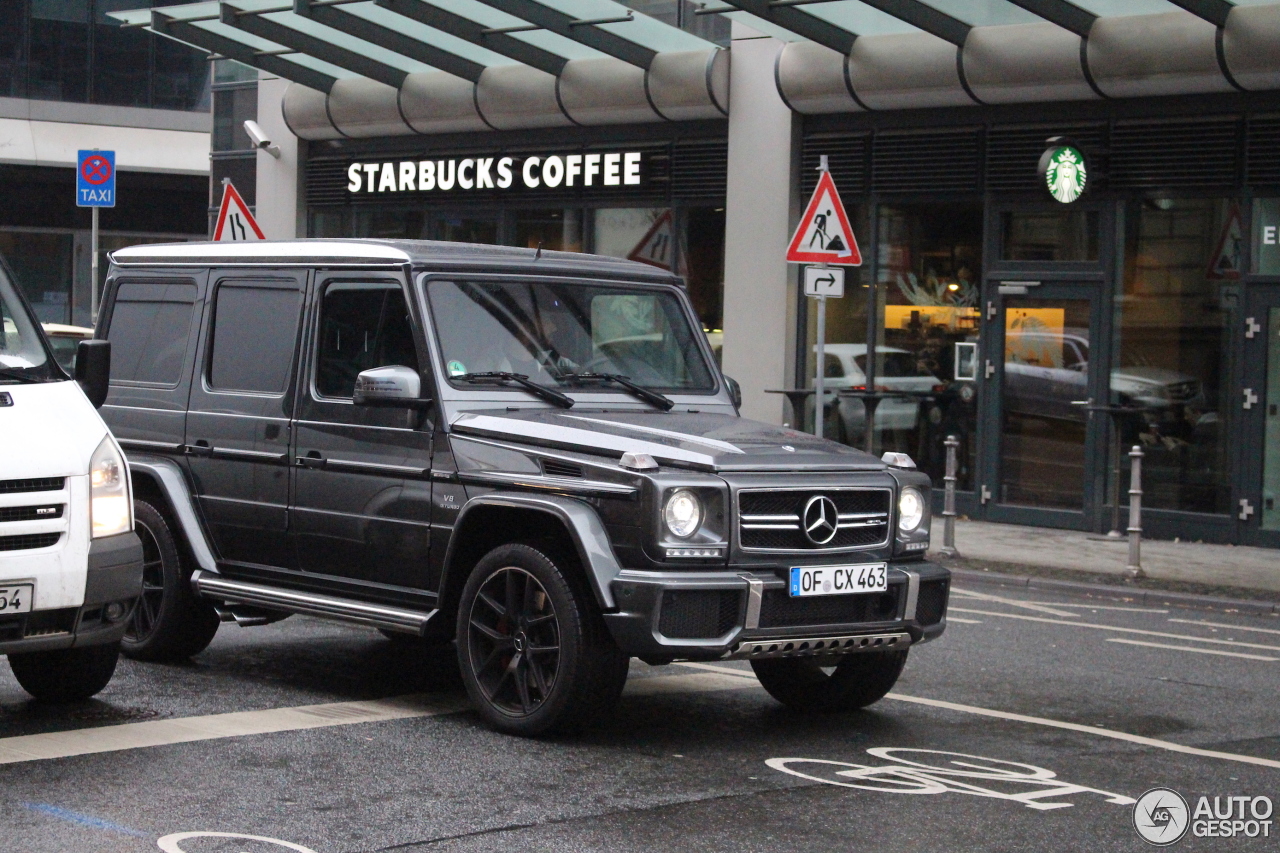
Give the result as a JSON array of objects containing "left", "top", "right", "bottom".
[{"left": 929, "top": 519, "right": 1280, "bottom": 597}]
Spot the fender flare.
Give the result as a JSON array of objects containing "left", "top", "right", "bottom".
[
  {"left": 443, "top": 493, "right": 622, "bottom": 610},
  {"left": 127, "top": 456, "right": 217, "bottom": 573}
]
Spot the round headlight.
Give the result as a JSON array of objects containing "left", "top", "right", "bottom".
[
  {"left": 663, "top": 489, "right": 703, "bottom": 539},
  {"left": 898, "top": 487, "right": 925, "bottom": 533}
]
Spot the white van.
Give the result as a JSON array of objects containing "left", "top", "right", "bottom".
[{"left": 1, "top": 265, "right": 142, "bottom": 701}]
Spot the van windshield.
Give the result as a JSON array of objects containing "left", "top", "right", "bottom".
[
  {"left": 0, "top": 270, "right": 57, "bottom": 382},
  {"left": 426, "top": 279, "right": 715, "bottom": 392}
]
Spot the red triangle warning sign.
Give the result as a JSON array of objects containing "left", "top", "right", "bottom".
[
  {"left": 628, "top": 210, "right": 676, "bottom": 270},
  {"left": 786, "top": 171, "right": 861, "bottom": 265},
  {"left": 213, "top": 179, "right": 265, "bottom": 242},
  {"left": 1206, "top": 202, "right": 1244, "bottom": 280}
]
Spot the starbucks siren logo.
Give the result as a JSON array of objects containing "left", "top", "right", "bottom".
[{"left": 1041, "top": 145, "right": 1087, "bottom": 204}]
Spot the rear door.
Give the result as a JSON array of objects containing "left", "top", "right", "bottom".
[
  {"left": 185, "top": 271, "right": 307, "bottom": 571},
  {"left": 290, "top": 273, "right": 435, "bottom": 591}
]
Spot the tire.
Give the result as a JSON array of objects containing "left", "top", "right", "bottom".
[
  {"left": 751, "top": 650, "right": 908, "bottom": 712},
  {"left": 456, "top": 543, "right": 629, "bottom": 736},
  {"left": 8, "top": 642, "right": 120, "bottom": 702},
  {"left": 122, "top": 499, "right": 219, "bottom": 662}
]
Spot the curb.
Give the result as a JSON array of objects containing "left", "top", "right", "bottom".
[{"left": 948, "top": 567, "right": 1280, "bottom": 617}]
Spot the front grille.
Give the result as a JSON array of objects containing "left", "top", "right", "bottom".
[
  {"left": 916, "top": 580, "right": 949, "bottom": 627},
  {"left": 759, "top": 587, "right": 900, "bottom": 629},
  {"left": 0, "top": 608, "right": 77, "bottom": 641},
  {"left": 0, "top": 532, "right": 62, "bottom": 552},
  {"left": 658, "top": 589, "right": 741, "bottom": 640},
  {"left": 0, "top": 477, "right": 65, "bottom": 494},
  {"left": 0, "top": 504, "right": 64, "bottom": 523},
  {"left": 739, "top": 489, "right": 891, "bottom": 551}
]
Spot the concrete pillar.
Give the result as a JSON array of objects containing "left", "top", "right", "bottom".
[
  {"left": 721, "top": 22, "right": 799, "bottom": 425},
  {"left": 255, "top": 73, "right": 306, "bottom": 239}
]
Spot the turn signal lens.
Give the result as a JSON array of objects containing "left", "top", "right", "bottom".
[
  {"left": 663, "top": 489, "right": 703, "bottom": 539},
  {"left": 90, "top": 435, "right": 131, "bottom": 538},
  {"left": 898, "top": 487, "right": 925, "bottom": 533}
]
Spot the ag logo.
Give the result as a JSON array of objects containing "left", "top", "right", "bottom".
[
  {"left": 1039, "top": 143, "right": 1087, "bottom": 204},
  {"left": 1133, "top": 788, "right": 1190, "bottom": 846}
]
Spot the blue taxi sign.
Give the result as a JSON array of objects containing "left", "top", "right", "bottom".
[{"left": 77, "top": 150, "right": 116, "bottom": 207}]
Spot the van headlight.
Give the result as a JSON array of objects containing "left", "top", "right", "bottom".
[
  {"left": 663, "top": 489, "right": 703, "bottom": 539},
  {"left": 90, "top": 436, "right": 131, "bottom": 538},
  {"left": 898, "top": 487, "right": 925, "bottom": 533}
]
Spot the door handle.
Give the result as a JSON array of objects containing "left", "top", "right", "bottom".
[
  {"left": 297, "top": 451, "right": 325, "bottom": 469},
  {"left": 187, "top": 441, "right": 212, "bottom": 457}
]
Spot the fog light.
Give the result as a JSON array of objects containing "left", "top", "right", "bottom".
[
  {"left": 665, "top": 547, "right": 725, "bottom": 559},
  {"left": 104, "top": 601, "right": 126, "bottom": 622}
]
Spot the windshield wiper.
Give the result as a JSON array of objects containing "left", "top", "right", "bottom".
[
  {"left": 560, "top": 372, "right": 674, "bottom": 411},
  {"left": 453, "top": 372, "right": 574, "bottom": 409},
  {"left": 0, "top": 367, "right": 43, "bottom": 384}
]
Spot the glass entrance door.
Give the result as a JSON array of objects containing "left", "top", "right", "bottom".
[
  {"left": 982, "top": 284, "right": 1105, "bottom": 525},
  {"left": 1243, "top": 285, "right": 1280, "bottom": 545}
]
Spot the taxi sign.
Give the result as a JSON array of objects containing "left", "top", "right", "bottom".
[{"left": 77, "top": 150, "right": 116, "bottom": 207}]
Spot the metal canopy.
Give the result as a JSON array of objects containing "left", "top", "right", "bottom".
[{"left": 115, "top": 0, "right": 721, "bottom": 92}]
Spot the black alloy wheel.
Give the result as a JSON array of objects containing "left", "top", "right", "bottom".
[
  {"left": 456, "top": 543, "right": 629, "bottom": 736},
  {"left": 125, "top": 514, "right": 166, "bottom": 645},
  {"left": 466, "top": 566, "right": 561, "bottom": 717}
]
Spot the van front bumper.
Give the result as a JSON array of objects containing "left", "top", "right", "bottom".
[
  {"left": 602, "top": 561, "right": 950, "bottom": 663},
  {"left": 0, "top": 532, "right": 143, "bottom": 656}
]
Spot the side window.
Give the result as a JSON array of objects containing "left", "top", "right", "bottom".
[
  {"left": 107, "top": 280, "right": 198, "bottom": 386},
  {"left": 208, "top": 281, "right": 303, "bottom": 394},
  {"left": 316, "top": 283, "right": 418, "bottom": 398}
]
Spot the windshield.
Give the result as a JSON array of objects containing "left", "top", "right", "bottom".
[
  {"left": 0, "top": 267, "right": 57, "bottom": 382},
  {"left": 426, "top": 279, "right": 716, "bottom": 392}
]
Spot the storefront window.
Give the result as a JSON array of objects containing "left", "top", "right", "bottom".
[
  {"left": 436, "top": 214, "right": 498, "bottom": 244},
  {"left": 352, "top": 208, "right": 429, "bottom": 240},
  {"left": 1000, "top": 210, "right": 1099, "bottom": 262},
  {"left": 515, "top": 209, "right": 583, "bottom": 253},
  {"left": 874, "top": 203, "right": 983, "bottom": 489},
  {"left": 1254, "top": 198, "right": 1280, "bottom": 275},
  {"left": 0, "top": 232, "right": 74, "bottom": 324},
  {"left": 1117, "top": 198, "right": 1234, "bottom": 515}
]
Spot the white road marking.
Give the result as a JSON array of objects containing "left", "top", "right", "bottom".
[
  {"left": 946, "top": 617, "right": 984, "bottom": 624},
  {"left": 0, "top": 695, "right": 467, "bottom": 766},
  {"left": 158, "top": 832, "right": 318, "bottom": 853},
  {"left": 673, "top": 663, "right": 1280, "bottom": 770},
  {"left": 1036, "top": 603, "right": 1167, "bottom": 614},
  {"left": 1168, "top": 618, "right": 1280, "bottom": 636},
  {"left": 949, "top": 588, "right": 1079, "bottom": 618},
  {"left": 626, "top": 672, "right": 759, "bottom": 695},
  {"left": 948, "top": 607, "right": 1280, "bottom": 652},
  {"left": 1105, "top": 638, "right": 1277, "bottom": 661}
]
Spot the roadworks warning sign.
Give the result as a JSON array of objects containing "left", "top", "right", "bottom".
[{"left": 786, "top": 171, "right": 861, "bottom": 265}]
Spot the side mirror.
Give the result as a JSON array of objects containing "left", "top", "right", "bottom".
[
  {"left": 723, "top": 374, "right": 742, "bottom": 411},
  {"left": 353, "top": 365, "right": 433, "bottom": 410},
  {"left": 75, "top": 340, "right": 110, "bottom": 409}
]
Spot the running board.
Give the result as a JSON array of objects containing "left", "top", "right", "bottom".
[{"left": 191, "top": 570, "right": 435, "bottom": 636}]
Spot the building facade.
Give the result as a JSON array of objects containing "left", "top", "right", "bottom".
[
  {"left": 132, "top": 0, "right": 1280, "bottom": 547},
  {"left": 0, "top": 0, "right": 210, "bottom": 326}
]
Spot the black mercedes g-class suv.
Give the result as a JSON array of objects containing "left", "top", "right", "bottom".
[{"left": 98, "top": 239, "right": 948, "bottom": 735}]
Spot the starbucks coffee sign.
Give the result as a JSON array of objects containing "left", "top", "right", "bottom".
[
  {"left": 1038, "top": 141, "right": 1088, "bottom": 204},
  {"left": 346, "top": 151, "right": 644, "bottom": 195}
]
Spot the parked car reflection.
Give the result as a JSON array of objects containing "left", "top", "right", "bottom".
[{"left": 813, "top": 344, "right": 942, "bottom": 444}]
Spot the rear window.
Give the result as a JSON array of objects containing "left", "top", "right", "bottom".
[
  {"left": 108, "top": 281, "right": 198, "bottom": 386},
  {"left": 208, "top": 282, "right": 303, "bottom": 394}
]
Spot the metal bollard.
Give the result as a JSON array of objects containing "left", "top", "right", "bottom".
[
  {"left": 941, "top": 434, "right": 959, "bottom": 557},
  {"left": 1126, "top": 445, "right": 1144, "bottom": 579}
]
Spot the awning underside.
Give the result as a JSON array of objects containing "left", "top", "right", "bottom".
[{"left": 114, "top": 0, "right": 1280, "bottom": 137}]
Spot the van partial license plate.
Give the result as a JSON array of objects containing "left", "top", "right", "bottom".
[
  {"left": 0, "top": 584, "right": 33, "bottom": 613},
  {"left": 790, "top": 564, "right": 886, "bottom": 597}
]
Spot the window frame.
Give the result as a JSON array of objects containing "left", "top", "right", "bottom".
[
  {"left": 310, "top": 277, "right": 422, "bottom": 404},
  {"left": 204, "top": 277, "right": 306, "bottom": 397}
]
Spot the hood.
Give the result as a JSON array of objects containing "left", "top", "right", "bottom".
[
  {"left": 451, "top": 409, "right": 885, "bottom": 472},
  {"left": 0, "top": 380, "right": 105, "bottom": 479}
]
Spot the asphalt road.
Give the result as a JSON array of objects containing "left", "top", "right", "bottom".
[{"left": 1, "top": 583, "right": 1278, "bottom": 853}]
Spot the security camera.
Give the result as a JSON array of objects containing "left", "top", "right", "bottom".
[{"left": 243, "top": 120, "right": 281, "bottom": 159}]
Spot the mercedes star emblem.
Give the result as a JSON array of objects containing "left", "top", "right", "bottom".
[{"left": 802, "top": 495, "right": 839, "bottom": 545}]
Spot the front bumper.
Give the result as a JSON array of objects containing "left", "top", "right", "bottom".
[
  {"left": 0, "top": 532, "right": 143, "bottom": 656},
  {"left": 603, "top": 560, "right": 950, "bottom": 663}
]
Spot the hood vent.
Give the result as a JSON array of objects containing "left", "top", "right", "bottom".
[{"left": 542, "top": 459, "right": 584, "bottom": 479}]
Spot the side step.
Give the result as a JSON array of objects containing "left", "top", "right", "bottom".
[{"left": 191, "top": 570, "right": 436, "bottom": 636}]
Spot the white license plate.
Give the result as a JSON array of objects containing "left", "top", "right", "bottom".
[
  {"left": 789, "top": 564, "right": 887, "bottom": 597},
  {"left": 0, "top": 584, "right": 33, "bottom": 614}
]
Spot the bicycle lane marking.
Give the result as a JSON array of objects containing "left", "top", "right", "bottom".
[{"left": 675, "top": 662, "right": 1280, "bottom": 771}]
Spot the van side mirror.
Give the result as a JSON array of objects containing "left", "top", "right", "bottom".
[
  {"left": 75, "top": 340, "right": 110, "bottom": 409},
  {"left": 724, "top": 375, "right": 742, "bottom": 411},
  {"left": 353, "top": 365, "right": 433, "bottom": 411}
]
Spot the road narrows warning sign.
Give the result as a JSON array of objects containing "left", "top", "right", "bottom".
[
  {"left": 213, "top": 179, "right": 266, "bottom": 242},
  {"left": 786, "top": 170, "right": 861, "bottom": 266}
]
